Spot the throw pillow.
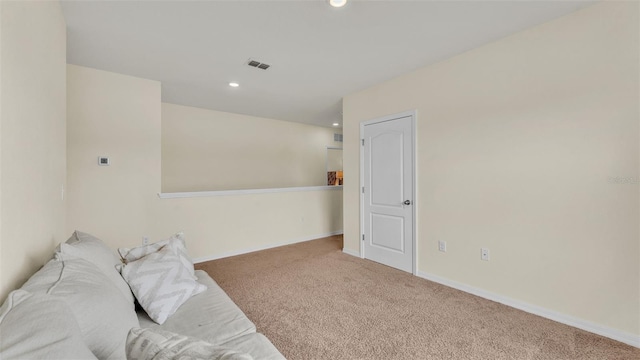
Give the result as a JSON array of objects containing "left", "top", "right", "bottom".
[
  {"left": 58, "top": 230, "right": 135, "bottom": 303},
  {"left": 119, "top": 245, "right": 207, "bottom": 325},
  {"left": 0, "top": 290, "right": 97, "bottom": 360},
  {"left": 20, "top": 256, "right": 139, "bottom": 360},
  {"left": 118, "top": 232, "right": 196, "bottom": 279},
  {"left": 126, "top": 327, "right": 253, "bottom": 360}
]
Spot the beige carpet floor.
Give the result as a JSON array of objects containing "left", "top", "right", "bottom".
[{"left": 196, "top": 236, "right": 639, "bottom": 360}]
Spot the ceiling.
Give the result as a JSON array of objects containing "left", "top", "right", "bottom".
[{"left": 61, "top": 0, "right": 594, "bottom": 128}]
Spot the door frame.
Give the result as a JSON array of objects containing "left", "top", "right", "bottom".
[{"left": 359, "top": 110, "right": 417, "bottom": 275}]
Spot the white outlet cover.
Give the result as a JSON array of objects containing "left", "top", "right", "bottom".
[
  {"left": 438, "top": 241, "right": 447, "bottom": 252},
  {"left": 481, "top": 248, "right": 490, "bottom": 261}
]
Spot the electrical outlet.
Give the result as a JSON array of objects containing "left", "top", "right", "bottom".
[
  {"left": 142, "top": 236, "right": 149, "bottom": 245},
  {"left": 481, "top": 248, "right": 490, "bottom": 261},
  {"left": 438, "top": 241, "right": 447, "bottom": 252}
]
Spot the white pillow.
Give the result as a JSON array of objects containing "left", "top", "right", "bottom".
[
  {"left": 126, "top": 327, "right": 253, "bottom": 360},
  {"left": 20, "top": 256, "right": 139, "bottom": 360},
  {"left": 58, "top": 230, "right": 135, "bottom": 303},
  {"left": 119, "top": 246, "right": 207, "bottom": 325},
  {"left": 118, "top": 232, "right": 196, "bottom": 279},
  {"left": 0, "top": 290, "right": 97, "bottom": 360}
]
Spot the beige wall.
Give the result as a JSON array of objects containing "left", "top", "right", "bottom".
[
  {"left": 153, "top": 189, "right": 343, "bottom": 261},
  {"left": 67, "top": 65, "right": 342, "bottom": 260},
  {"left": 0, "top": 1, "right": 67, "bottom": 301},
  {"left": 66, "top": 65, "right": 162, "bottom": 247},
  {"left": 327, "top": 148, "right": 343, "bottom": 172},
  {"left": 343, "top": 1, "right": 639, "bottom": 338},
  {"left": 162, "top": 103, "right": 342, "bottom": 192}
]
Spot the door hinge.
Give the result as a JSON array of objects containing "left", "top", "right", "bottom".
[
  {"left": 361, "top": 139, "right": 364, "bottom": 146},
  {"left": 362, "top": 234, "right": 365, "bottom": 241},
  {"left": 362, "top": 186, "right": 364, "bottom": 193}
]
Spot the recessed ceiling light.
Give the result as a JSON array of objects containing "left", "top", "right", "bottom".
[
  {"left": 329, "top": 0, "right": 347, "bottom": 8},
  {"left": 229, "top": 82, "right": 239, "bottom": 87},
  {"left": 332, "top": 123, "right": 340, "bottom": 127}
]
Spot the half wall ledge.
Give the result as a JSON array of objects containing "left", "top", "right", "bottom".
[{"left": 158, "top": 185, "right": 343, "bottom": 199}]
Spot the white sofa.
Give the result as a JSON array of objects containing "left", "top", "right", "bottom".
[{"left": 0, "top": 232, "right": 285, "bottom": 360}]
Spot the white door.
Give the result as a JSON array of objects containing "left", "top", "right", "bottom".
[{"left": 362, "top": 113, "right": 414, "bottom": 273}]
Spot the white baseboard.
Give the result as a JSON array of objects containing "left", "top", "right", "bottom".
[
  {"left": 416, "top": 271, "right": 640, "bottom": 349},
  {"left": 193, "top": 230, "right": 344, "bottom": 263},
  {"left": 342, "top": 248, "right": 361, "bottom": 258}
]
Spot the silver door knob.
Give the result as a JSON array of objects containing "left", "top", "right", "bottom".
[{"left": 403, "top": 200, "right": 411, "bottom": 205}]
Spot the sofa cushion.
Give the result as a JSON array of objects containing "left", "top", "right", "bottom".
[
  {"left": 126, "top": 327, "right": 253, "bottom": 360},
  {"left": 0, "top": 289, "right": 97, "bottom": 360},
  {"left": 118, "top": 232, "right": 196, "bottom": 279},
  {"left": 218, "top": 333, "right": 286, "bottom": 360},
  {"left": 20, "top": 256, "right": 139, "bottom": 360},
  {"left": 138, "top": 270, "right": 256, "bottom": 345},
  {"left": 58, "top": 230, "right": 134, "bottom": 303},
  {"left": 119, "top": 245, "right": 207, "bottom": 325}
]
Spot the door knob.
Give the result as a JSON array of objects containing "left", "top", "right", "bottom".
[{"left": 403, "top": 200, "right": 411, "bottom": 205}]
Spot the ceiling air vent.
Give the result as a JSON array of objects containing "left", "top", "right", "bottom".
[{"left": 247, "top": 58, "right": 270, "bottom": 70}]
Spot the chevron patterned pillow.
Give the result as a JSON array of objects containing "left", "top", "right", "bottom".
[
  {"left": 118, "top": 232, "right": 196, "bottom": 280},
  {"left": 119, "top": 246, "right": 207, "bottom": 325}
]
